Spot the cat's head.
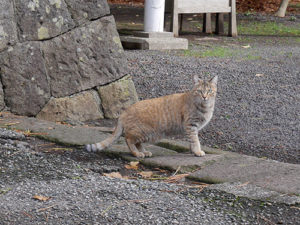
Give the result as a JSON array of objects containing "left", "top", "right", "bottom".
[{"left": 192, "top": 75, "right": 218, "bottom": 103}]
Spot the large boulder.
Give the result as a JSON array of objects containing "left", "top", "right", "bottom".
[
  {"left": 42, "top": 15, "right": 127, "bottom": 98},
  {"left": 37, "top": 90, "right": 103, "bottom": 122},
  {"left": 0, "top": 0, "right": 18, "bottom": 51},
  {"left": 64, "top": 0, "right": 110, "bottom": 25},
  {"left": 97, "top": 75, "right": 139, "bottom": 119},
  {"left": 0, "top": 0, "right": 137, "bottom": 123},
  {"left": 0, "top": 42, "right": 50, "bottom": 116},
  {"left": 14, "top": 0, "right": 75, "bottom": 41}
]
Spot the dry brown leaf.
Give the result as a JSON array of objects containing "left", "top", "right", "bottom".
[
  {"left": 103, "top": 172, "right": 123, "bottom": 179},
  {"left": 4, "top": 122, "right": 20, "bottom": 126},
  {"left": 138, "top": 171, "right": 153, "bottom": 178},
  {"left": 33, "top": 195, "right": 51, "bottom": 201},
  {"left": 166, "top": 173, "right": 190, "bottom": 183},
  {"left": 154, "top": 168, "right": 168, "bottom": 173},
  {"left": 125, "top": 161, "right": 139, "bottom": 170},
  {"left": 49, "top": 147, "right": 73, "bottom": 151},
  {"left": 236, "top": 181, "right": 250, "bottom": 188},
  {"left": 242, "top": 44, "right": 251, "bottom": 48}
]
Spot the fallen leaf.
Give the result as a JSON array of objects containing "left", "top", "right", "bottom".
[
  {"left": 138, "top": 171, "right": 153, "bottom": 178},
  {"left": 103, "top": 172, "right": 123, "bottom": 179},
  {"left": 4, "top": 122, "right": 20, "bottom": 126},
  {"left": 242, "top": 44, "right": 251, "bottom": 48},
  {"left": 255, "top": 73, "right": 264, "bottom": 77},
  {"left": 49, "top": 147, "right": 73, "bottom": 151},
  {"left": 33, "top": 195, "right": 51, "bottom": 201},
  {"left": 216, "top": 131, "right": 224, "bottom": 136},
  {"left": 166, "top": 174, "right": 190, "bottom": 183},
  {"left": 154, "top": 168, "right": 168, "bottom": 173},
  {"left": 125, "top": 161, "right": 139, "bottom": 170},
  {"left": 235, "top": 181, "right": 250, "bottom": 188}
]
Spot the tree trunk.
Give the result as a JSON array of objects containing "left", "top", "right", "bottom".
[{"left": 275, "top": 0, "right": 290, "bottom": 17}]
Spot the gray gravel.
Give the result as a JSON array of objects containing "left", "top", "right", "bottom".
[
  {"left": 1, "top": 128, "right": 300, "bottom": 224},
  {"left": 127, "top": 37, "right": 300, "bottom": 164}
]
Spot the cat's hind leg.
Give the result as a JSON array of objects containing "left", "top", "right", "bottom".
[
  {"left": 136, "top": 143, "right": 152, "bottom": 158},
  {"left": 125, "top": 138, "right": 145, "bottom": 158}
]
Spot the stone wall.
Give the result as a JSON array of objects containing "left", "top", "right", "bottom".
[{"left": 0, "top": 0, "right": 138, "bottom": 122}]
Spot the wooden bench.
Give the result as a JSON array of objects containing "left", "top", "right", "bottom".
[{"left": 165, "top": 0, "right": 237, "bottom": 37}]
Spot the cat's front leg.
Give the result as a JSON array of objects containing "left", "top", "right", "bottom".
[{"left": 188, "top": 127, "right": 205, "bottom": 157}]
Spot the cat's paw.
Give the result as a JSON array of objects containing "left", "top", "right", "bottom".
[
  {"left": 194, "top": 150, "right": 205, "bottom": 157},
  {"left": 133, "top": 152, "right": 145, "bottom": 158},
  {"left": 143, "top": 151, "right": 152, "bottom": 157},
  {"left": 85, "top": 144, "right": 97, "bottom": 152}
]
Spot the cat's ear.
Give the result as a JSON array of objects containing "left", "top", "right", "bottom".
[
  {"left": 193, "top": 75, "right": 200, "bottom": 85},
  {"left": 209, "top": 76, "right": 218, "bottom": 85}
]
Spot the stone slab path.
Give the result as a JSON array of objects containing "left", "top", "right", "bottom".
[{"left": 1, "top": 112, "right": 299, "bottom": 205}]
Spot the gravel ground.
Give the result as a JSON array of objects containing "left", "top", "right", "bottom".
[
  {"left": 1, "top": 6, "right": 299, "bottom": 224},
  {"left": 1, "top": 128, "right": 300, "bottom": 224},
  {"left": 109, "top": 4, "right": 300, "bottom": 164},
  {"left": 126, "top": 36, "right": 300, "bottom": 164}
]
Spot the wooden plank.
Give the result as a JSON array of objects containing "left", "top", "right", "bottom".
[
  {"left": 178, "top": 8, "right": 231, "bottom": 14},
  {"left": 178, "top": 0, "right": 230, "bottom": 13}
]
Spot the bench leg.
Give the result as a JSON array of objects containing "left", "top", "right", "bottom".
[
  {"left": 179, "top": 14, "right": 183, "bottom": 33},
  {"left": 229, "top": 0, "right": 238, "bottom": 37},
  {"left": 203, "top": 13, "right": 212, "bottom": 34},
  {"left": 172, "top": 12, "right": 179, "bottom": 36},
  {"left": 215, "top": 13, "right": 224, "bottom": 35},
  {"left": 164, "top": 13, "right": 169, "bottom": 32},
  {"left": 172, "top": 0, "right": 179, "bottom": 36}
]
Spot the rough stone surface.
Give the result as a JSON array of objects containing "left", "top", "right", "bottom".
[
  {"left": 0, "top": 113, "right": 109, "bottom": 146},
  {"left": 0, "top": 0, "right": 18, "bottom": 51},
  {"left": 0, "top": 82, "right": 5, "bottom": 111},
  {"left": 14, "top": 0, "right": 75, "bottom": 41},
  {"left": 37, "top": 90, "right": 104, "bottom": 122},
  {"left": 120, "top": 36, "right": 188, "bottom": 50},
  {"left": 64, "top": 0, "right": 110, "bottom": 25},
  {"left": 143, "top": 153, "right": 224, "bottom": 172},
  {"left": 0, "top": 42, "right": 50, "bottom": 116},
  {"left": 190, "top": 154, "right": 300, "bottom": 195},
  {"left": 98, "top": 75, "right": 138, "bottom": 118},
  {"left": 0, "top": 112, "right": 299, "bottom": 206},
  {"left": 209, "top": 182, "right": 300, "bottom": 205},
  {"left": 42, "top": 16, "right": 128, "bottom": 97}
]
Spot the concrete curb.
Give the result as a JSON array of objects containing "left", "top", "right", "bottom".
[{"left": 1, "top": 112, "right": 299, "bottom": 205}]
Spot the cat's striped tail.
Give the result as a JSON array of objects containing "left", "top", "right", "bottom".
[{"left": 85, "top": 119, "right": 123, "bottom": 153}]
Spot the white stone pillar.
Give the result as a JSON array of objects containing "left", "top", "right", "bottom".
[{"left": 144, "top": 0, "right": 165, "bottom": 32}]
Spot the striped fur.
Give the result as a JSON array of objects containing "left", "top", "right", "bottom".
[{"left": 86, "top": 75, "right": 217, "bottom": 158}]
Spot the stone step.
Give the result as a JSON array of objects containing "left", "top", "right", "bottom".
[{"left": 1, "top": 112, "right": 299, "bottom": 205}]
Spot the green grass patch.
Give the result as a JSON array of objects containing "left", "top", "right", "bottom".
[
  {"left": 238, "top": 21, "right": 300, "bottom": 36},
  {"left": 182, "top": 47, "right": 233, "bottom": 58},
  {"left": 245, "top": 54, "right": 262, "bottom": 60}
]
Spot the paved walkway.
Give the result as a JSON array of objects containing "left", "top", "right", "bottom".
[{"left": 1, "top": 112, "right": 299, "bottom": 205}]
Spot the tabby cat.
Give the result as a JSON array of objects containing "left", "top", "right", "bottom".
[{"left": 86, "top": 75, "right": 218, "bottom": 158}]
